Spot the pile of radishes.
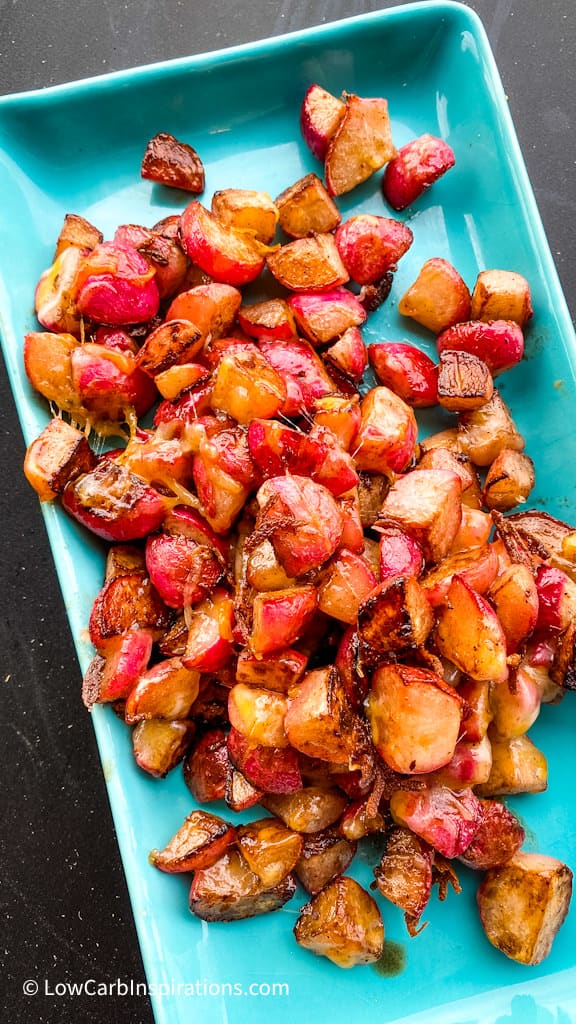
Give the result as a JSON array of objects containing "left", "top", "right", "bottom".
[{"left": 22, "top": 83, "right": 575, "bottom": 971}]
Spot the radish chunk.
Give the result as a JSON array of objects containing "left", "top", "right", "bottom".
[
  {"left": 276, "top": 173, "right": 341, "bottom": 238},
  {"left": 373, "top": 826, "right": 433, "bottom": 927},
  {"left": 335, "top": 214, "right": 413, "bottom": 285},
  {"left": 266, "top": 233, "right": 349, "bottom": 292},
  {"left": 459, "top": 800, "right": 524, "bottom": 871},
  {"left": 367, "top": 664, "right": 462, "bottom": 774},
  {"left": 358, "top": 577, "right": 434, "bottom": 664},
  {"left": 24, "top": 417, "right": 96, "bottom": 502},
  {"left": 390, "top": 786, "right": 482, "bottom": 858},
  {"left": 211, "top": 188, "right": 278, "bottom": 243},
  {"left": 295, "top": 830, "right": 357, "bottom": 895},
  {"left": 189, "top": 848, "right": 296, "bottom": 921},
  {"left": 369, "top": 342, "right": 438, "bottom": 408},
  {"left": 179, "top": 201, "right": 268, "bottom": 285},
  {"left": 237, "top": 818, "right": 304, "bottom": 888},
  {"left": 436, "top": 319, "right": 524, "bottom": 376},
  {"left": 325, "top": 94, "right": 396, "bottom": 198},
  {"left": 124, "top": 658, "right": 200, "bottom": 723},
  {"left": 477, "top": 853, "right": 572, "bottom": 965},
  {"left": 435, "top": 575, "right": 509, "bottom": 683},
  {"left": 354, "top": 386, "right": 418, "bottom": 476},
  {"left": 149, "top": 810, "right": 236, "bottom": 874},
  {"left": 227, "top": 728, "right": 302, "bottom": 794},
  {"left": 382, "top": 134, "right": 455, "bottom": 211},
  {"left": 300, "top": 84, "right": 346, "bottom": 162},
  {"left": 284, "top": 665, "right": 366, "bottom": 764},
  {"left": 141, "top": 131, "right": 205, "bottom": 193},
  {"left": 380, "top": 468, "right": 462, "bottom": 563},
  {"left": 294, "top": 876, "right": 384, "bottom": 967},
  {"left": 256, "top": 475, "right": 343, "bottom": 578},
  {"left": 398, "top": 257, "right": 470, "bottom": 333},
  {"left": 250, "top": 586, "right": 318, "bottom": 655},
  {"left": 288, "top": 287, "right": 366, "bottom": 346}
]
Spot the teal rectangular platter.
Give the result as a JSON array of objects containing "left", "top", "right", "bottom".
[{"left": 1, "top": 2, "right": 576, "bottom": 1022}]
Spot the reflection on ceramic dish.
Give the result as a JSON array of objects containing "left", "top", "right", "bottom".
[{"left": 1, "top": 3, "right": 576, "bottom": 1023}]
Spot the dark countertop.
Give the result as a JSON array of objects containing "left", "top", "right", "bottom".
[{"left": 0, "top": 2, "right": 574, "bottom": 1022}]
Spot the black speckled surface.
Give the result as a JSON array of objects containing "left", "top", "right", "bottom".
[{"left": 0, "top": 2, "right": 574, "bottom": 1021}]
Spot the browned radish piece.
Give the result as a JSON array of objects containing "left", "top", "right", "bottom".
[
  {"left": 210, "top": 345, "right": 286, "bottom": 424},
  {"left": 75, "top": 242, "right": 161, "bottom": 325},
  {"left": 421, "top": 543, "right": 499, "bottom": 607},
  {"left": 249, "top": 587, "right": 318, "bottom": 656},
  {"left": 437, "top": 349, "right": 494, "bottom": 412},
  {"left": 145, "top": 534, "right": 223, "bottom": 610},
  {"left": 192, "top": 425, "right": 254, "bottom": 535},
  {"left": 150, "top": 810, "right": 236, "bottom": 873},
  {"left": 358, "top": 577, "right": 433, "bottom": 665},
  {"left": 256, "top": 475, "right": 343, "bottom": 577},
  {"left": 247, "top": 418, "right": 324, "bottom": 482},
  {"left": 24, "top": 418, "right": 96, "bottom": 502},
  {"left": 458, "top": 390, "right": 525, "bottom": 467},
  {"left": 237, "top": 298, "right": 297, "bottom": 342},
  {"left": 335, "top": 214, "right": 413, "bottom": 285},
  {"left": 82, "top": 628, "right": 154, "bottom": 708},
  {"left": 376, "top": 521, "right": 424, "bottom": 585},
  {"left": 62, "top": 461, "right": 168, "bottom": 542},
  {"left": 154, "top": 362, "right": 210, "bottom": 401},
  {"left": 437, "top": 319, "right": 524, "bottom": 376},
  {"left": 417, "top": 446, "right": 482, "bottom": 509},
  {"left": 54, "top": 212, "right": 103, "bottom": 258},
  {"left": 475, "top": 734, "right": 548, "bottom": 797},
  {"left": 237, "top": 818, "right": 303, "bottom": 887},
  {"left": 132, "top": 718, "right": 194, "bottom": 777},
  {"left": 459, "top": 799, "right": 524, "bottom": 871},
  {"left": 295, "top": 829, "right": 357, "bottom": 894},
  {"left": 323, "top": 327, "right": 368, "bottom": 382},
  {"left": 262, "top": 787, "right": 349, "bottom": 833},
  {"left": 373, "top": 826, "right": 433, "bottom": 929},
  {"left": 119, "top": 434, "right": 191, "bottom": 494},
  {"left": 300, "top": 84, "right": 346, "bottom": 161},
  {"left": 334, "top": 627, "right": 369, "bottom": 714},
  {"left": 183, "top": 589, "right": 235, "bottom": 673},
  {"left": 288, "top": 287, "right": 366, "bottom": 346},
  {"left": 284, "top": 665, "right": 365, "bottom": 764},
  {"left": 183, "top": 729, "right": 229, "bottom": 803},
  {"left": 497, "top": 509, "right": 576, "bottom": 581},
  {"left": 314, "top": 396, "right": 362, "bottom": 452},
  {"left": 390, "top": 786, "right": 482, "bottom": 858},
  {"left": 211, "top": 188, "right": 278, "bottom": 243},
  {"left": 424, "top": 734, "right": 491, "bottom": 788},
  {"left": 338, "top": 798, "right": 385, "bottom": 841},
  {"left": 189, "top": 848, "right": 296, "bottom": 921},
  {"left": 435, "top": 575, "right": 508, "bottom": 683},
  {"left": 398, "top": 257, "right": 471, "bottom": 334},
  {"left": 34, "top": 247, "right": 84, "bottom": 335},
  {"left": 165, "top": 282, "right": 242, "bottom": 339},
  {"left": 368, "top": 342, "right": 438, "bottom": 408},
  {"left": 477, "top": 852, "right": 572, "bottom": 965},
  {"left": 225, "top": 766, "right": 263, "bottom": 812},
  {"left": 535, "top": 564, "right": 576, "bottom": 633},
  {"left": 227, "top": 684, "right": 288, "bottom": 748},
  {"left": 104, "top": 543, "right": 145, "bottom": 581},
  {"left": 141, "top": 131, "right": 204, "bottom": 192},
  {"left": 24, "top": 331, "right": 83, "bottom": 415},
  {"left": 276, "top": 173, "right": 341, "bottom": 238},
  {"left": 459, "top": 678, "right": 494, "bottom": 743},
  {"left": 359, "top": 272, "right": 394, "bottom": 313},
  {"left": 154, "top": 384, "right": 213, "bottom": 428},
  {"left": 70, "top": 344, "right": 158, "bottom": 423},
  {"left": 294, "top": 876, "right": 384, "bottom": 967},
  {"left": 179, "top": 201, "right": 269, "bottom": 286},
  {"left": 236, "top": 647, "right": 308, "bottom": 693},
  {"left": 354, "top": 386, "right": 418, "bottom": 476},
  {"left": 318, "top": 550, "right": 377, "bottom": 624},
  {"left": 485, "top": 667, "right": 541, "bottom": 741},
  {"left": 356, "top": 473, "right": 391, "bottom": 528},
  {"left": 367, "top": 664, "right": 462, "bottom": 774},
  {"left": 306, "top": 427, "right": 357, "bottom": 500},
  {"left": 112, "top": 222, "right": 189, "bottom": 300},
  {"left": 382, "top": 134, "right": 455, "bottom": 211},
  {"left": 259, "top": 336, "right": 337, "bottom": 413},
  {"left": 227, "top": 728, "right": 302, "bottom": 794},
  {"left": 380, "top": 468, "right": 462, "bottom": 563},
  {"left": 482, "top": 449, "right": 535, "bottom": 511},
  {"left": 488, "top": 564, "right": 539, "bottom": 653},
  {"left": 325, "top": 94, "right": 396, "bottom": 197},
  {"left": 88, "top": 569, "right": 171, "bottom": 654},
  {"left": 246, "top": 540, "right": 296, "bottom": 592},
  {"left": 471, "top": 269, "right": 533, "bottom": 327},
  {"left": 135, "top": 320, "right": 203, "bottom": 377},
  {"left": 266, "top": 233, "right": 349, "bottom": 292},
  {"left": 124, "top": 658, "right": 200, "bottom": 724}
]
